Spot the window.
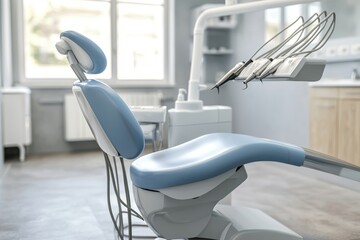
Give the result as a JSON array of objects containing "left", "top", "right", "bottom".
[
  {"left": 264, "top": 8, "right": 281, "bottom": 46},
  {"left": 117, "top": 3, "right": 164, "bottom": 80},
  {"left": 14, "top": 0, "right": 172, "bottom": 86},
  {"left": 284, "top": 4, "right": 303, "bottom": 44},
  {"left": 264, "top": 3, "right": 321, "bottom": 44}
]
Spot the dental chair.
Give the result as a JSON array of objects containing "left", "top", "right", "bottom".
[{"left": 56, "top": 31, "right": 360, "bottom": 240}]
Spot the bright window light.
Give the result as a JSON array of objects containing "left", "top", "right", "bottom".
[
  {"left": 23, "top": 0, "right": 111, "bottom": 79},
  {"left": 265, "top": 7, "right": 282, "bottom": 46},
  {"left": 20, "top": 0, "right": 167, "bottom": 84},
  {"left": 117, "top": 3, "right": 164, "bottom": 80}
]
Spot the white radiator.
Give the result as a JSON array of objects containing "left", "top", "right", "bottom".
[{"left": 64, "top": 91, "right": 163, "bottom": 141}]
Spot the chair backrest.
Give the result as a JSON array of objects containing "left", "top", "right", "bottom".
[
  {"left": 58, "top": 31, "right": 145, "bottom": 159},
  {"left": 73, "top": 80, "right": 145, "bottom": 158}
]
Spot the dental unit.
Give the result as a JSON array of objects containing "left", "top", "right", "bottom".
[
  {"left": 252, "top": 11, "right": 334, "bottom": 83},
  {"left": 216, "top": 10, "right": 335, "bottom": 90},
  {"left": 240, "top": 15, "right": 311, "bottom": 87},
  {"left": 211, "top": 15, "right": 306, "bottom": 91},
  {"left": 55, "top": 1, "right": 360, "bottom": 240},
  {"left": 245, "top": 12, "right": 327, "bottom": 83}
]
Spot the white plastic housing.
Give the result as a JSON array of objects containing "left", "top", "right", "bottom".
[{"left": 168, "top": 105, "right": 232, "bottom": 147}]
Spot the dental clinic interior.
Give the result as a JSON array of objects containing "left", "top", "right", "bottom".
[{"left": 1, "top": 0, "right": 360, "bottom": 240}]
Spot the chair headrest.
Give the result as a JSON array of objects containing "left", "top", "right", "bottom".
[{"left": 56, "top": 30, "right": 107, "bottom": 74}]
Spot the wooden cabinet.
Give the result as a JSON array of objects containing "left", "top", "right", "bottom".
[
  {"left": 310, "top": 87, "right": 360, "bottom": 166},
  {"left": 309, "top": 88, "right": 339, "bottom": 157},
  {"left": 337, "top": 89, "right": 360, "bottom": 166}
]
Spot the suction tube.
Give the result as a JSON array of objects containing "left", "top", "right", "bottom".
[{"left": 303, "top": 148, "right": 360, "bottom": 182}]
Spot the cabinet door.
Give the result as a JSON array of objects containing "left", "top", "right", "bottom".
[
  {"left": 338, "top": 98, "right": 360, "bottom": 166},
  {"left": 309, "top": 98, "right": 338, "bottom": 157}
]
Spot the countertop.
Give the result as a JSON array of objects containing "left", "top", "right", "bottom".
[{"left": 309, "top": 79, "right": 360, "bottom": 87}]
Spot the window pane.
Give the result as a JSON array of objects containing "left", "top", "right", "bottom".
[
  {"left": 265, "top": 8, "right": 281, "bottom": 45},
  {"left": 23, "top": 0, "right": 111, "bottom": 79},
  {"left": 307, "top": 2, "right": 322, "bottom": 43},
  {"left": 284, "top": 4, "right": 303, "bottom": 45},
  {"left": 117, "top": 3, "right": 164, "bottom": 80},
  {"left": 118, "top": 0, "right": 164, "bottom": 5},
  {"left": 308, "top": 2, "right": 321, "bottom": 17}
]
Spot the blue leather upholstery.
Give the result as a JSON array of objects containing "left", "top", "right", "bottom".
[
  {"left": 60, "top": 31, "right": 107, "bottom": 74},
  {"left": 75, "top": 79, "right": 145, "bottom": 159},
  {"left": 130, "top": 133, "right": 305, "bottom": 189}
]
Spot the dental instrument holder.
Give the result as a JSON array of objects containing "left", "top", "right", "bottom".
[
  {"left": 185, "top": 0, "right": 320, "bottom": 111},
  {"left": 237, "top": 57, "right": 326, "bottom": 81}
]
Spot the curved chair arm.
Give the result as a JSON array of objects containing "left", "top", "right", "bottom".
[
  {"left": 131, "top": 133, "right": 360, "bottom": 190},
  {"left": 303, "top": 148, "right": 360, "bottom": 182}
]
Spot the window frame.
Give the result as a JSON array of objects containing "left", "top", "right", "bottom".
[{"left": 11, "top": 0, "right": 175, "bottom": 88}]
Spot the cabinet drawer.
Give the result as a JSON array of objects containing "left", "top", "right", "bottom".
[
  {"left": 339, "top": 88, "right": 360, "bottom": 100},
  {"left": 310, "top": 88, "right": 338, "bottom": 99}
]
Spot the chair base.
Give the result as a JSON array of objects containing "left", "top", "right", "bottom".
[
  {"left": 128, "top": 205, "right": 302, "bottom": 240},
  {"left": 196, "top": 204, "right": 302, "bottom": 240},
  {"left": 133, "top": 167, "right": 248, "bottom": 239},
  {"left": 133, "top": 166, "right": 302, "bottom": 240}
]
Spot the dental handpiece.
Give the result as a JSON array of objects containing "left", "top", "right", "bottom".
[
  {"left": 211, "top": 62, "right": 245, "bottom": 93},
  {"left": 243, "top": 58, "right": 273, "bottom": 89},
  {"left": 211, "top": 59, "right": 253, "bottom": 93}
]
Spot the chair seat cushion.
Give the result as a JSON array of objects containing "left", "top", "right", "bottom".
[{"left": 130, "top": 133, "right": 305, "bottom": 190}]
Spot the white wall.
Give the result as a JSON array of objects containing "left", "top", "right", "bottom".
[
  {"left": 221, "top": 81, "right": 309, "bottom": 146},
  {"left": 219, "top": 5, "right": 309, "bottom": 147}
]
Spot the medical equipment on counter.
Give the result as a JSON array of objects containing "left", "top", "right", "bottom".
[
  {"left": 168, "top": 105, "right": 232, "bottom": 147},
  {"left": 57, "top": 30, "right": 360, "bottom": 240}
]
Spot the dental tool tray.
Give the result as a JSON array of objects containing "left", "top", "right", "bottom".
[
  {"left": 272, "top": 58, "right": 325, "bottom": 81},
  {"left": 237, "top": 58, "right": 326, "bottom": 82}
]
